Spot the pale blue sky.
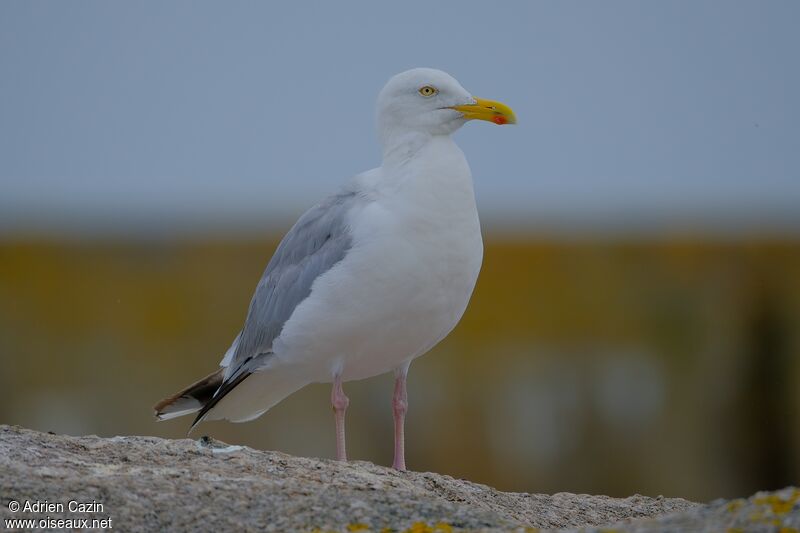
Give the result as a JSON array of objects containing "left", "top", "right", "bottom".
[{"left": 1, "top": 1, "right": 798, "bottom": 235}]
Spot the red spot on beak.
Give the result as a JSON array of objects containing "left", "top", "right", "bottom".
[{"left": 492, "top": 115, "right": 507, "bottom": 125}]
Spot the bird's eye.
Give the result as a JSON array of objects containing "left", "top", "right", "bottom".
[{"left": 418, "top": 85, "right": 438, "bottom": 97}]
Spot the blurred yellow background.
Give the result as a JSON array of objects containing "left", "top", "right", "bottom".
[{"left": 2, "top": 235, "right": 798, "bottom": 501}]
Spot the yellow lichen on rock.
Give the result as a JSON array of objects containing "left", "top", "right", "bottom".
[
  {"left": 726, "top": 499, "right": 744, "bottom": 513},
  {"left": 404, "top": 523, "right": 453, "bottom": 533},
  {"left": 753, "top": 489, "right": 800, "bottom": 515}
]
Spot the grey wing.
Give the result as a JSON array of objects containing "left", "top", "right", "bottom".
[{"left": 223, "top": 190, "right": 358, "bottom": 380}]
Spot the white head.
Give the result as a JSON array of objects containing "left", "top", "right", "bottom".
[{"left": 376, "top": 68, "right": 516, "bottom": 148}]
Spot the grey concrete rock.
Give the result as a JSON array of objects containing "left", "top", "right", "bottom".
[{"left": 0, "top": 425, "right": 796, "bottom": 532}]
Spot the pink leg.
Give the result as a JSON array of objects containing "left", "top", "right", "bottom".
[
  {"left": 331, "top": 375, "right": 349, "bottom": 462},
  {"left": 392, "top": 369, "right": 409, "bottom": 471}
]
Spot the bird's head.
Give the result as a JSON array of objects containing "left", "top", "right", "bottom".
[{"left": 376, "top": 68, "right": 516, "bottom": 143}]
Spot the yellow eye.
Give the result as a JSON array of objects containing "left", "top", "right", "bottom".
[{"left": 418, "top": 85, "right": 438, "bottom": 97}]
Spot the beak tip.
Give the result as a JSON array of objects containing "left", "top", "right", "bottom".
[{"left": 492, "top": 115, "right": 517, "bottom": 126}]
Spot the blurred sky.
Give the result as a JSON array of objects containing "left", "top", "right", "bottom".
[{"left": 1, "top": 1, "right": 799, "bottom": 236}]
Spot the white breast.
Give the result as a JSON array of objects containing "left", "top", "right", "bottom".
[{"left": 272, "top": 136, "right": 483, "bottom": 383}]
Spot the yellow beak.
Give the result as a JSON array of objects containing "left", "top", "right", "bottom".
[{"left": 450, "top": 97, "right": 517, "bottom": 125}]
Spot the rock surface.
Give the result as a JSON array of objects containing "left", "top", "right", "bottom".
[{"left": 0, "top": 425, "right": 797, "bottom": 532}]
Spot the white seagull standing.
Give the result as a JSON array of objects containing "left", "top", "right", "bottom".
[{"left": 155, "top": 68, "right": 516, "bottom": 470}]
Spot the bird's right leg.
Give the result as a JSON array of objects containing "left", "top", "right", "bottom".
[
  {"left": 392, "top": 366, "right": 409, "bottom": 471},
  {"left": 331, "top": 374, "right": 349, "bottom": 461}
]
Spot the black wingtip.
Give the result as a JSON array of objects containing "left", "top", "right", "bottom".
[{"left": 189, "top": 370, "right": 253, "bottom": 431}]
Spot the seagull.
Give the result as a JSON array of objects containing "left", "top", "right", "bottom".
[{"left": 154, "top": 68, "right": 516, "bottom": 470}]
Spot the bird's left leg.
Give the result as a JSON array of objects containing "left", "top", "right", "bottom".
[
  {"left": 392, "top": 364, "right": 409, "bottom": 471},
  {"left": 331, "top": 374, "right": 349, "bottom": 461}
]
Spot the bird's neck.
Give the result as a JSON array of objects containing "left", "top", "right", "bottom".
[
  {"left": 375, "top": 132, "right": 478, "bottom": 233},
  {"left": 380, "top": 130, "right": 439, "bottom": 169},
  {"left": 376, "top": 132, "right": 474, "bottom": 205}
]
